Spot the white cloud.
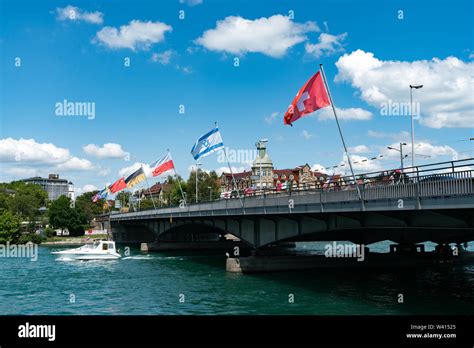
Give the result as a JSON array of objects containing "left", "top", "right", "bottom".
[
  {"left": 305, "top": 32, "right": 347, "bottom": 58},
  {"left": 382, "top": 141, "right": 458, "bottom": 160},
  {"left": 343, "top": 154, "right": 383, "bottom": 173},
  {"left": 349, "top": 145, "right": 370, "bottom": 154},
  {"left": 188, "top": 164, "right": 211, "bottom": 175},
  {"left": 368, "top": 130, "right": 410, "bottom": 141},
  {"left": 0, "top": 138, "right": 98, "bottom": 181},
  {"left": 311, "top": 164, "right": 328, "bottom": 174},
  {"left": 81, "top": 184, "right": 99, "bottom": 193},
  {"left": 179, "top": 0, "right": 203, "bottom": 6},
  {"left": 215, "top": 166, "right": 247, "bottom": 176},
  {"left": 56, "top": 5, "right": 104, "bottom": 24},
  {"left": 175, "top": 64, "right": 193, "bottom": 74},
  {"left": 265, "top": 112, "right": 279, "bottom": 124},
  {"left": 151, "top": 50, "right": 175, "bottom": 65},
  {"left": 94, "top": 20, "right": 172, "bottom": 51},
  {"left": 335, "top": 49, "right": 474, "bottom": 128},
  {"left": 83, "top": 143, "right": 127, "bottom": 159},
  {"left": 56, "top": 157, "right": 94, "bottom": 171},
  {"left": 301, "top": 130, "right": 313, "bottom": 140},
  {"left": 0, "top": 138, "right": 71, "bottom": 164},
  {"left": 119, "top": 162, "right": 153, "bottom": 178},
  {"left": 195, "top": 15, "right": 319, "bottom": 58},
  {"left": 318, "top": 107, "right": 372, "bottom": 121},
  {"left": 2, "top": 167, "right": 37, "bottom": 177}
]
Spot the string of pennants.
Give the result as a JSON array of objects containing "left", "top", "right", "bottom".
[{"left": 324, "top": 154, "right": 386, "bottom": 170}]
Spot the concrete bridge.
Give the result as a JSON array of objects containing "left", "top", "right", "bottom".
[{"left": 107, "top": 159, "right": 474, "bottom": 251}]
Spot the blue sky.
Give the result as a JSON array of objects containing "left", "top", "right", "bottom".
[{"left": 0, "top": 0, "right": 473, "bottom": 195}]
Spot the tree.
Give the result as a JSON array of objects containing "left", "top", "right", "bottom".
[
  {"left": 187, "top": 170, "right": 220, "bottom": 203},
  {"left": 48, "top": 196, "right": 71, "bottom": 235},
  {"left": 115, "top": 191, "right": 130, "bottom": 210},
  {"left": 75, "top": 191, "right": 104, "bottom": 223},
  {"left": 140, "top": 198, "right": 155, "bottom": 210},
  {"left": 0, "top": 210, "right": 21, "bottom": 244},
  {"left": 161, "top": 175, "right": 187, "bottom": 206},
  {"left": 48, "top": 196, "right": 87, "bottom": 236},
  {"left": 2, "top": 182, "right": 47, "bottom": 222}
]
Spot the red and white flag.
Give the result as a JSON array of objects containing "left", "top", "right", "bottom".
[
  {"left": 151, "top": 152, "right": 175, "bottom": 177},
  {"left": 109, "top": 177, "right": 127, "bottom": 194},
  {"left": 284, "top": 70, "right": 331, "bottom": 126}
]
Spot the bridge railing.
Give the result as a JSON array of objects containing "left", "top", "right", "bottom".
[{"left": 108, "top": 158, "right": 474, "bottom": 219}]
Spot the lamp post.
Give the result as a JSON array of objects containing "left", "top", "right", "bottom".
[
  {"left": 195, "top": 163, "right": 201, "bottom": 203},
  {"left": 208, "top": 186, "right": 212, "bottom": 201},
  {"left": 387, "top": 142, "right": 407, "bottom": 172},
  {"left": 409, "top": 84, "right": 423, "bottom": 168},
  {"left": 256, "top": 138, "right": 268, "bottom": 194}
]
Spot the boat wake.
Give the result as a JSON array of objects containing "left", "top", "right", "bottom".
[
  {"left": 122, "top": 255, "right": 185, "bottom": 261},
  {"left": 122, "top": 255, "right": 154, "bottom": 260}
]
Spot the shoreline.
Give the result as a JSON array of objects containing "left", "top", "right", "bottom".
[{"left": 42, "top": 234, "right": 108, "bottom": 246}]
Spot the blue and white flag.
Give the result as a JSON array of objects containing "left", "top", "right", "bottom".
[{"left": 191, "top": 126, "right": 224, "bottom": 160}]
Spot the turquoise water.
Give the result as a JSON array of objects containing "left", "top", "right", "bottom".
[{"left": 0, "top": 242, "right": 473, "bottom": 315}]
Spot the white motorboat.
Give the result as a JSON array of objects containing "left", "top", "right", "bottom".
[{"left": 52, "top": 240, "right": 121, "bottom": 260}]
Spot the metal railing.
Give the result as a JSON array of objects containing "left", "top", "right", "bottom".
[{"left": 109, "top": 158, "right": 474, "bottom": 219}]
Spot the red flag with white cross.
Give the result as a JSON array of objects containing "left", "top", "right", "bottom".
[{"left": 284, "top": 71, "right": 331, "bottom": 126}]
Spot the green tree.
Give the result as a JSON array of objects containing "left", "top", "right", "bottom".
[
  {"left": 0, "top": 210, "right": 21, "bottom": 244},
  {"left": 187, "top": 170, "right": 220, "bottom": 203},
  {"left": 115, "top": 191, "right": 130, "bottom": 210},
  {"left": 3, "top": 182, "right": 47, "bottom": 223},
  {"left": 48, "top": 196, "right": 87, "bottom": 236},
  {"left": 162, "top": 175, "right": 187, "bottom": 206},
  {"left": 139, "top": 198, "right": 155, "bottom": 210},
  {"left": 75, "top": 190, "right": 104, "bottom": 223}
]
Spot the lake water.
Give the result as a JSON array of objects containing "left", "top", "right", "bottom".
[{"left": 0, "top": 241, "right": 473, "bottom": 315}]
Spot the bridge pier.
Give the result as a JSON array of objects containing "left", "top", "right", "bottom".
[{"left": 226, "top": 242, "right": 474, "bottom": 273}]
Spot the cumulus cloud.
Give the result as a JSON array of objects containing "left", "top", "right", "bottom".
[
  {"left": 151, "top": 50, "right": 175, "bottom": 65},
  {"left": 382, "top": 141, "right": 458, "bottom": 160},
  {"left": 119, "top": 162, "right": 153, "bottom": 178},
  {"left": 80, "top": 184, "right": 99, "bottom": 194},
  {"left": 349, "top": 145, "right": 370, "bottom": 154},
  {"left": 311, "top": 164, "right": 328, "bottom": 174},
  {"left": 2, "top": 167, "right": 37, "bottom": 177},
  {"left": 94, "top": 20, "right": 172, "bottom": 50},
  {"left": 56, "top": 5, "right": 104, "bottom": 24},
  {"left": 0, "top": 138, "right": 97, "bottom": 174},
  {"left": 56, "top": 157, "right": 94, "bottom": 171},
  {"left": 305, "top": 32, "right": 347, "bottom": 58},
  {"left": 195, "top": 15, "right": 319, "bottom": 58},
  {"left": 342, "top": 154, "right": 383, "bottom": 173},
  {"left": 83, "top": 143, "right": 127, "bottom": 159},
  {"left": 317, "top": 107, "right": 372, "bottom": 121},
  {"left": 0, "top": 138, "right": 71, "bottom": 164},
  {"left": 335, "top": 49, "right": 474, "bottom": 128},
  {"left": 215, "top": 166, "right": 247, "bottom": 176}
]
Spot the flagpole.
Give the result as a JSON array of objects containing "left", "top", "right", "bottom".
[
  {"left": 104, "top": 185, "right": 111, "bottom": 213},
  {"left": 168, "top": 149, "right": 187, "bottom": 205},
  {"left": 215, "top": 122, "right": 244, "bottom": 209},
  {"left": 142, "top": 165, "right": 158, "bottom": 211},
  {"left": 319, "top": 64, "right": 364, "bottom": 204}
]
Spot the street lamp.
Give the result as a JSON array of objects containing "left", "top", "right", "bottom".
[
  {"left": 409, "top": 84, "right": 423, "bottom": 168},
  {"left": 195, "top": 163, "right": 202, "bottom": 203},
  {"left": 387, "top": 142, "right": 407, "bottom": 172},
  {"left": 256, "top": 138, "right": 268, "bottom": 194},
  {"left": 208, "top": 186, "right": 212, "bottom": 201}
]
